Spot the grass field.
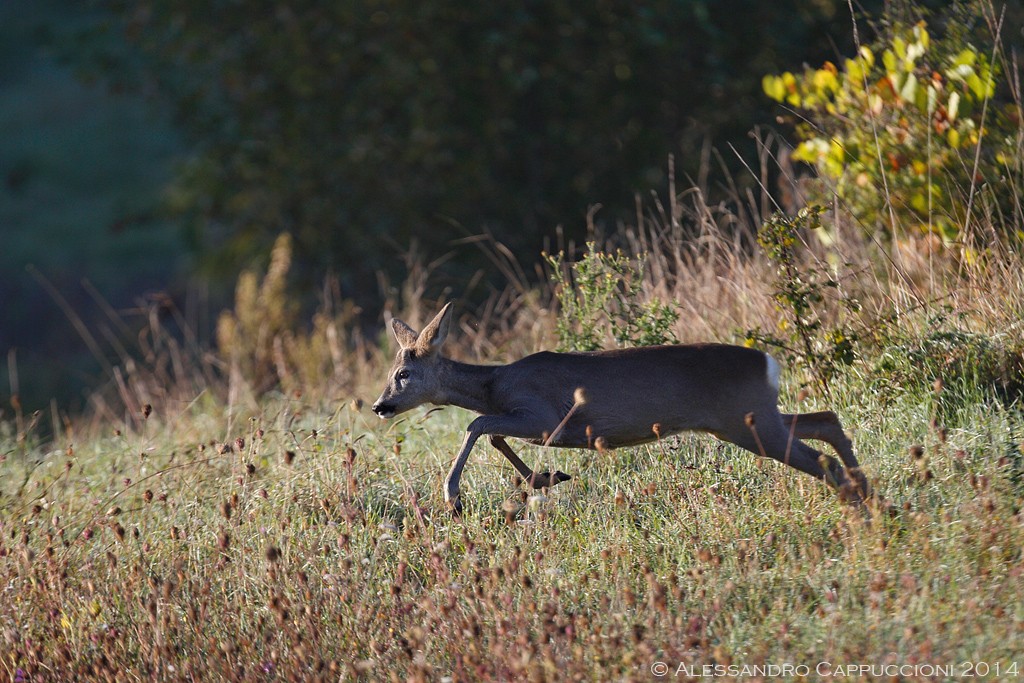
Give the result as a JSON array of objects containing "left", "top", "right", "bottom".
[{"left": 3, "top": 207, "right": 1024, "bottom": 680}]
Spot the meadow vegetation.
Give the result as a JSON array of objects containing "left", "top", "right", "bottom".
[{"left": 3, "top": 5, "right": 1024, "bottom": 681}]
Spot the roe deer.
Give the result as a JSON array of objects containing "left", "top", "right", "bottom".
[{"left": 372, "top": 303, "right": 870, "bottom": 513}]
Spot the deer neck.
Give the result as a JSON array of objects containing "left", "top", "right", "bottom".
[{"left": 437, "top": 357, "right": 498, "bottom": 415}]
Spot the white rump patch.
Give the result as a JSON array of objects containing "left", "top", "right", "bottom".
[{"left": 765, "top": 353, "right": 781, "bottom": 392}]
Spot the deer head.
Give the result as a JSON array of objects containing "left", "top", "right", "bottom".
[{"left": 371, "top": 303, "right": 453, "bottom": 418}]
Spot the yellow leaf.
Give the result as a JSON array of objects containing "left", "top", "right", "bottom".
[{"left": 762, "top": 74, "right": 786, "bottom": 102}]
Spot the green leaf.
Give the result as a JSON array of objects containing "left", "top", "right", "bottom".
[
  {"left": 883, "top": 49, "right": 897, "bottom": 73},
  {"left": 949, "top": 64, "right": 975, "bottom": 82},
  {"left": 967, "top": 72, "right": 985, "bottom": 99},
  {"left": 915, "top": 81, "right": 929, "bottom": 113},
  {"left": 952, "top": 48, "right": 977, "bottom": 68},
  {"left": 900, "top": 73, "right": 917, "bottom": 103},
  {"left": 846, "top": 58, "right": 863, "bottom": 86},
  {"left": 893, "top": 36, "right": 907, "bottom": 61}
]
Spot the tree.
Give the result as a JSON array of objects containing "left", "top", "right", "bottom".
[{"left": 100, "top": 0, "right": 870, "bottom": 300}]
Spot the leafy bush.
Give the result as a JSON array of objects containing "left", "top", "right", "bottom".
[
  {"left": 547, "top": 244, "right": 678, "bottom": 351},
  {"left": 746, "top": 207, "right": 860, "bottom": 394},
  {"left": 764, "top": 18, "right": 1019, "bottom": 243},
  {"left": 875, "top": 323, "right": 1024, "bottom": 412}
]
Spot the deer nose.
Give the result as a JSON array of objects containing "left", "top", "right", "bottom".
[{"left": 372, "top": 402, "right": 394, "bottom": 417}]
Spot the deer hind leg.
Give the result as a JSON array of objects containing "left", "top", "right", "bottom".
[
  {"left": 489, "top": 435, "right": 571, "bottom": 490},
  {"left": 729, "top": 411, "right": 862, "bottom": 502},
  {"left": 782, "top": 411, "right": 870, "bottom": 499}
]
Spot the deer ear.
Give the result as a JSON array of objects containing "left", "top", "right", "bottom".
[
  {"left": 391, "top": 318, "right": 419, "bottom": 350},
  {"left": 416, "top": 302, "right": 453, "bottom": 355}
]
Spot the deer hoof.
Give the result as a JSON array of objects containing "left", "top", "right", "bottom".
[
  {"left": 447, "top": 496, "right": 464, "bottom": 517},
  {"left": 531, "top": 471, "right": 572, "bottom": 489}
]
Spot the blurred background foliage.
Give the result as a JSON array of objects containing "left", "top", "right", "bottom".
[
  {"left": 1, "top": 1, "right": 188, "bottom": 415},
  {"left": 5, "top": 0, "right": 1021, "bottom": 413},
  {"left": 85, "top": 0, "right": 881, "bottom": 287},
  {"left": 765, "top": 7, "right": 1023, "bottom": 245}
]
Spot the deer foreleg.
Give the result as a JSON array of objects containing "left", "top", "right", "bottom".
[
  {"left": 444, "top": 412, "right": 563, "bottom": 513},
  {"left": 444, "top": 428, "right": 482, "bottom": 514}
]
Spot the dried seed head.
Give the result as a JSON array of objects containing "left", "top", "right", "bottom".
[
  {"left": 235, "top": 437, "right": 245, "bottom": 452},
  {"left": 933, "top": 378, "right": 944, "bottom": 394},
  {"left": 221, "top": 500, "right": 232, "bottom": 520},
  {"left": 909, "top": 445, "right": 925, "bottom": 460},
  {"left": 652, "top": 423, "right": 662, "bottom": 439},
  {"left": 143, "top": 489, "right": 153, "bottom": 504},
  {"left": 573, "top": 387, "right": 587, "bottom": 405},
  {"left": 142, "top": 404, "right": 152, "bottom": 420},
  {"left": 350, "top": 398, "right": 363, "bottom": 412},
  {"left": 284, "top": 450, "right": 296, "bottom": 465},
  {"left": 265, "top": 546, "right": 281, "bottom": 563},
  {"left": 346, "top": 447, "right": 357, "bottom": 465},
  {"left": 594, "top": 437, "right": 608, "bottom": 454}
]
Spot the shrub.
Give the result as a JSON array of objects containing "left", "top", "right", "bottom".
[
  {"left": 745, "top": 206, "right": 860, "bottom": 394},
  {"left": 764, "top": 18, "right": 1019, "bottom": 245},
  {"left": 546, "top": 243, "right": 679, "bottom": 351},
  {"left": 875, "top": 323, "right": 1024, "bottom": 412}
]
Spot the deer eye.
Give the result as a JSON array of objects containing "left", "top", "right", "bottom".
[{"left": 397, "top": 369, "right": 410, "bottom": 381}]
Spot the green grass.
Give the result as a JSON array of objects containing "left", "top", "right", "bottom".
[
  {"left": 3, "top": 2, "right": 1023, "bottom": 677},
  {"left": 2, "top": 362, "right": 1022, "bottom": 680},
  {"left": 3, "top": 201, "right": 1023, "bottom": 679}
]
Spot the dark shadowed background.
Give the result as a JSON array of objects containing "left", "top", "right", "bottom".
[{"left": 6, "top": 0, "right": 958, "bottom": 413}]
